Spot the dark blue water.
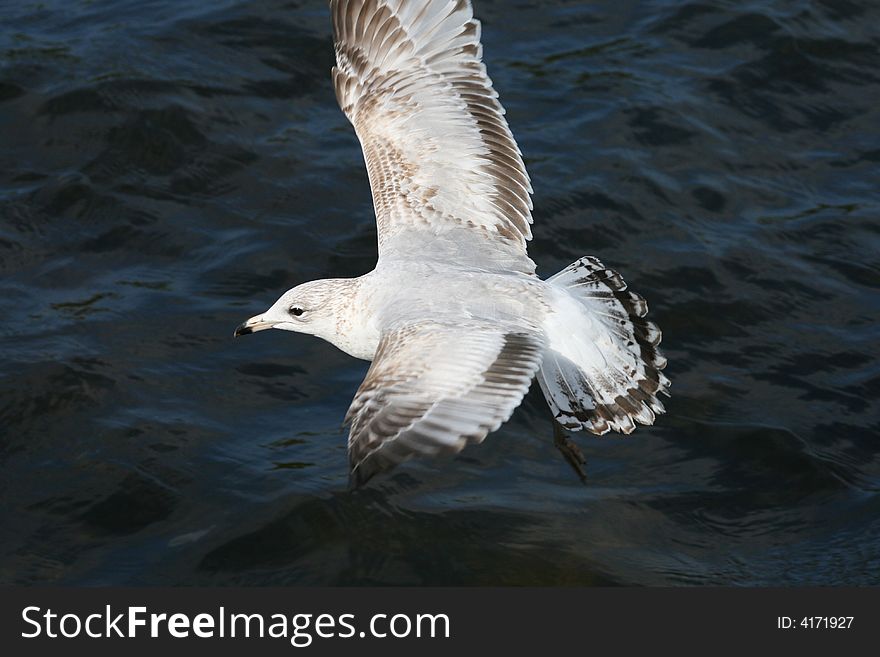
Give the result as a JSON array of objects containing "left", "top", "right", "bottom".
[{"left": 1, "top": 0, "right": 878, "bottom": 586}]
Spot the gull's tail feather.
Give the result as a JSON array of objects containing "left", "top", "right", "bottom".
[{"left": 538, "top": 256, "right": 669, "bottom": 435}]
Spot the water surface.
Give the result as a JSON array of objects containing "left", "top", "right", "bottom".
[{"left": 1, "top": 0, "right": 879, "bottom": 585}]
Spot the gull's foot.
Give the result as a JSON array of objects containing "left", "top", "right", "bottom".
[{"left": 553, "top": 423, "right": 587, "bottom": 483}]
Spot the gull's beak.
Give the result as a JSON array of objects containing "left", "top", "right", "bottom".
[{"left": 234, "top": 315, "right": 277, "bottom": 337}]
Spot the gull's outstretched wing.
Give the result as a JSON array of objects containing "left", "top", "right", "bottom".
[
  {"left": 330, "top": 0, "right": 534, "bottom": 270},
  {"left": 345, "top": 321, "right": 544, "bottom": 485}
]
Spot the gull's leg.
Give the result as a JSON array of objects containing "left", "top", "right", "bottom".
[{"left": 553, "top": 420, "right": 587, "bottom": 483}]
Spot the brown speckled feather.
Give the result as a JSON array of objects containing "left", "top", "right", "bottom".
[
  {"left": 346, "top": 322, "right": 544, "bottom": 485},
  {"left": 329, "top": 0, "right": 534, "bottom": 266}
]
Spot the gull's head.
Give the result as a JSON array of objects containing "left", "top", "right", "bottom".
[{"left": 233, "top": 279, "right": 349, "bottom": 340}]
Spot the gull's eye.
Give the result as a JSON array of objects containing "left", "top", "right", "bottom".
[{"left": 289, "top": 306, "right": 305, "bottom": 317}]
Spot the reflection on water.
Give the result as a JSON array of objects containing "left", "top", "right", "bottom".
[{"left": 1, "top": 0, "right": 878, "bottom": 586}]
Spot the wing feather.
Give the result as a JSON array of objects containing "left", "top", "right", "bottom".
[
  {"left": 330, "top": 0, "right": 534, "bottom": 269},
  {"left": 345, "top": 322, "right": 544, "bottom": 485}
]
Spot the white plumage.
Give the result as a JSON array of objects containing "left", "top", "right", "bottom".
[
  {"left": 234, "top": 0, "right": 669, "bottom": 485},
  {"left": 331, "top": 0, "right": 535, "bottom": 272}
]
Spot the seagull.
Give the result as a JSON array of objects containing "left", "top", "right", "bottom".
[{"left": 234, "top": 0, "right": 669, "bottom": 485}]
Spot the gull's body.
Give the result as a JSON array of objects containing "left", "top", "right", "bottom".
[
  {"left": 235, "top": 0, "right": 669, "bottom": 484},
  {"left": 301, "top": 262, "right": 549, "bottom": 361}
]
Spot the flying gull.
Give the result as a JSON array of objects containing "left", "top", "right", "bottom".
[{"left": 234, "top": 0, "right": 670, "bottom": 485}]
